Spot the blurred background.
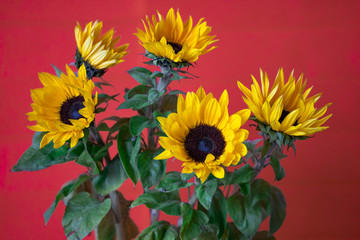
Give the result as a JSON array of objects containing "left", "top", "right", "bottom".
[{"left": 1, "top": 0, "right": 359, "bottom": 239}]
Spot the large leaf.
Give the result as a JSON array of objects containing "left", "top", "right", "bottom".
[
  {"left": 180, "top": 203, "right": 209, "bottom": 240},
  {"left": 196, "top": 224, "right": 218, "bottom": 240},
  {"left": 137, "top": 150, "right": 166, "bottom": 190},
  {"left": 43, "top": 174, "right": 91, "bottom": 225},
  {"left": 156, "top": 171, "right": 194, "bottom": 192},
  {"left": 129, "top": 115, "right": 156, "bottom": 136},
  {"left": 131, "top": 189, "right": 182, "bottom": 216},
  {"left": 62, "top": 192, "right": 111, "bottom": 240},
  {"left": 117, "top": 124, "right": 141, "bottom": 185},
  {"left": 136, "top": 221, "right": 179, "bottom": 240},
  {"left": 93, "top": 156, "right": 128, "bottom": 196},
  {"left": 224, "top": 164, "right": 254, "bottom": 185},
  {"left": 195, "top": 179, "right": 218, "bottom": 209},
  {"left": 96, "top": 211, "right": 115, "bottom": 240},
  {"left": 12, "top": 132, "right": 84, "bottom": 172},
  {"left": 269, "top": 186, "right": 286, "bottom": 235},
  {"left": 208, "top": 189, "right": 227, "bottom": 239},
  {"left": 226, "top": 191, "right": 262, "bottom": 239}
]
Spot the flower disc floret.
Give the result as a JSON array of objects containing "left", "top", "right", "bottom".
[
  {"left": 134, "top": 8, "right": 218, "bottom": 64},
  {"left": 238, "top": 68, "right": 332, "bottom": 138},
  {"left": 75, "top": 20, "right": 129, "bottom": 78},
  {"left": 27, "top": 64, "right": 98, "bottom": 149},
  {"left": 155, "top": 86, "right": 250, "bottom": 182}
]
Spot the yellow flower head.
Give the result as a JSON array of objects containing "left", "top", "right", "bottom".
[
  {"left": 155, "top": 87, "right": 250, "bottom": 183},
  {"left": 134, "top": 8, "right": 218, "bottom": 63},
  {"left": 75, "top": 20, "right": 129, "bottom": 78},
  {"left": 238, "top": 68, "right": 332, "bottom": 137},
  {"left": 27, "top": 65, "right": 98, "bottom": 149}
]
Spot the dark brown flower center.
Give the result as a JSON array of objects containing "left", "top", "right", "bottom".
[
  {"left": 60, "top": 95, "right": 85, "bottom": 125},
  {"left": 184, "top": 124, "right": 226, "bottom": 163},
  {"left": 168, "top": 42, "right": 183, "bottom": 54}
]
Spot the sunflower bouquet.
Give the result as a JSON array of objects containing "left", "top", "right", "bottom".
[{"left": 12, "top": 8, "right": 331, "bottom": 240}]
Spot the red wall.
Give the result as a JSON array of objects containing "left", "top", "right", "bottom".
[{"left": 1, "top": 0, "right": 360, "bottom": 239}]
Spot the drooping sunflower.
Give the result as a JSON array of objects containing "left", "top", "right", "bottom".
[
  {"left": 134, "top": 8, "right": 218, "bottom": 64},
  {"left": 238, "top": 68, "right": 331, "bottom": 138},
  {"left": 74, "top": 20, "right": 129, "bottom": 78},
  {"left": 155, "top": 87, "right": 250, "bottom": 183},
  {"left": 27, "top": 64, "right": 98, "bottom": 149}
]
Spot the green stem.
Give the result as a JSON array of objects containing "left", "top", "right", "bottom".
[
  {"left": 251, "top": 140, "right": 278, "bottom": 183},
  {"left": 109, "top": 191, "right": 125, "bottom": 240}
]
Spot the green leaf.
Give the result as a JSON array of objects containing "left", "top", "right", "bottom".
[
  {"left": 96, "top": 122, "right": 110, "bottom": 132},
  {"left": 44, "top": 174, "right": 91, "bottom": 225},
  {"left": 117, "top": 124, "right": 141, "bottom": 185},
  {"left": 75, "top": 149, "right": 99, "bottom": 174},
  {"left": 196, "top": 224, "right": 218, "bottom": 240},
  {"left": 269, "top": 186, "right": 286, "bottom": 235},
  {"left": 93, "top": 156, "right": 128, "bottom": 196},
  {"left": 117, "top": 94, "right": 150, "bottom": 110},
  {"left": 94, "top": 81, "right": 113, "bottom": 90},
  {"left": 225, "top": 164, "right": 254, "bottom": 185},
  {"left": 222, "top": 222, "right": 245, "bottom": 240},
  {"left": 208, "top": 189, "right": 227, "bottom": 239},
  {"left": 156, "top": 171, "right": 194, "bottom": 192},
  {"left": 270, "top": 156, "right": 286, "bottom": 181},
  {"left": 261, "top": 139, "right": 271, "bottom": 159},
  {"left": 12, "top": 132, "right": 83, "bottom": 172},
  {"left": 253, "top": 231, "right": 277, "bottom": 240},
  {"left": 180, "top": 203, "right": 209, "bottom": 240},
  {"left": 148, "top": 88, "right": 161, "bottom": 104},
  {"left": 51, "top": 64, "right": 63, "bottom": 78},
  {"left": 128, "top": 67, "right": 153, "bottom": 85},
  {"left": 136, "top": 221, "right": 179, "bottom": 240},
  {"left": 137, "top": 150, "right": 166, "bottom": 190},
  {"left": 97, "top": 93, "right": 119, "bottom": 105},
  {"left": 96, "top": 211, "right": 115, "bottom": 240},
  {"left": 250, "top": 179, "right": 272, "bottom": 210},
  {"left": 129, "top": 116, "right": 156, "bottom": 136},
  {"left": 226, "top": 191, "right": 262, "bottom": 238},
  {"left": 195, "top": 179, "right": 217, "bottom": 209},
  {"left": 160, "top": 94, "right": 178, "bottom": 113},
  {"left": 62, "top": 192, "right": 111, "bottom": 240},
  {"left": 131, "top": 189, "right": 182, "bottom": 216},
  {"left": 239, "top": 183, "right": 250, "bottom": 196},
  {"left": 125, "top": 85, "right": 151, "bottom": 100}
]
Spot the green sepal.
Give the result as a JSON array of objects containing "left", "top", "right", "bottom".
[
  {"left": 62, "top": 192, "right": 111, "bottom": 240},
  {"left": 156, "top": 171, "right": 194, "bottom": 192},
  {"left": 129, "top": 115, "right": 156, "bottom": 136},
  {"left": 195, "top": 179, "right": 218, "bottom": 209},
  {"left": 51, "top": 64, "right": 63, "bottom": 78},
  {"left": 136, "top": 221, "right": 179, "bottom": 240},
  {"left": 93, "top": 155, "right": 128, "bottom": 196},
  {"left": 131, "top": 189, "right": 182, "bottom": 216},
  {"left": 117, "top": 124, "right": 141, "bottom": 185},
  {"left": 180, "top": 203, "right": 209, "bottom": 240},
  {"left": 207, "top": 189, "right": 227, "bottom": 239},
  {"left": 269, "top": 156, "right": 286, "bottom": 181},
  {"left": 128, "top": 67, "right": 154, "bottom": 86},
  {"left": 43, "top": 174, "right": 91, "bottom": 225},
  {"left": 224, "top": 164, "right": 254, "bottom": 185},
  {"left": 137, "top": 149, "right": 166, "bottom": 191},
  {"left": 12, "top": 132, "right": 84, "bottom": 172}
]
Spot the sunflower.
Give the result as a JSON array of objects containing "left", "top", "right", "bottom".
[
  {"left": 134, "top": 8, "right": 218, "bottom": 64},
  {"left": 74, "top": 20, "right": 129, "bottom": 78},
  {"left": 27, "top": 64, "right": 98, "bottom": 149},
  {"left": 238, "top": 68, "right": 331, "bottom": 138},
  {"left": 155, "top": 87, "right": 250, "bottom": 182}
]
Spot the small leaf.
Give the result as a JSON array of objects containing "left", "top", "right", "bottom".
[
  {"left": 96, "top": 122, "right": 110, "bottom": 132},
  {"left": 270, "top": 156, "right": 286, "bottom": 181},
  {"left": 269, "top": 186, "right": 286, "bottom": 235},
  {"left": 137, "top": 149, "right": 166, "bottom": 190},
  {"left": 195, "top": 179, "right": 218, "bottom": 209},
  {"left": 62, "top": 192, "right": 111, "bottom": 240},
  {"left": 44, "top": 174, "right": 91, "bottom": 225},
  {"left": 208, "top": 189, "right": 227, "bottom": 239},
  {"left": 117, "top": 124, "right": 141, "bottom": 185},
  {"left": 125, "top": 85, "right": 151, "bottom": 100},
  {"left": 148, "top": 88, "right": 160, "bottom": 104},
  {"left": 131, "top": 189, "right": 182, "bottom": 216},
  {"left": 136, "top": 221, "right": 179, "bottom": 240},
  {"left": 156, "top": 171, "right": 194, "bottom": 192},
  {"left": 117, "top": 94, "right": 150, "bottom": 110},
  {"left": 93, "top": 156, "right": 128, "bottom": 196},
  {"left": 180, "top": 203, "right": 209, "bottom": 240},
  {"left": 75, "top": 149, "right": 99, "bottom": 174},
  {"left": 225, "top": 164, "right": 254, "bottom": 185},
  {"left": 129, "top": 115, "right": 156, "bottom": 136},
  {"left": 128, "top": 67, "right": 153, "bottom": 85}
]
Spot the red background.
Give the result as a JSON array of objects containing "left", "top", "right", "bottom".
[{"left": 1, "top": 0, "right": 360, "bottom": 239}]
